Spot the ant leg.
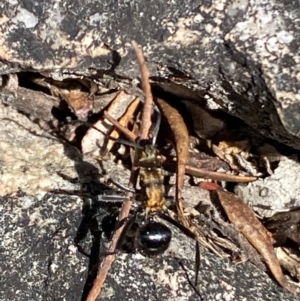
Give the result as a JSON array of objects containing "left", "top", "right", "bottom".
[
  {"left": 97, "top": 195, "right": 131, "bottom": 202},
  {"left": 158, "top": 213, "right": 197, "bottom": 240},
  {"left": 107, "top": 178, "right": 136, "bottom": 193},
  {"left": 178, "top": 254, "right": 203, "bottom": 300},
  {"left": 115, "top": 213, "right": 138, "bottom": 251},
  {"left": 158, "top": 213, "right": 202, "bottom": 297},
  {"left": 116, "top": 139, "right": 143, "bottom": 149},
  {"left": 195, "top": 240, "right": 200, "bottom": 287}
]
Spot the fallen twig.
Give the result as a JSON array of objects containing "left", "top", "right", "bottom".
[
  {"left": 103, "top": 110, "right": 137, "bottom": 142},
  {"left": 106, "top": 97, "right": 140, "bottom": 151},
  {"left": 132, "top": 40, "right": 152, "bottom": 140},
  {"left": 85, "top": 172, "right": 136, "bottom": 301},
  {"left": 186, "top": 165, "right": 257, "bottom": 182},
  {"left": 82, "top": 91, "right": 136, "bottom": 154}
]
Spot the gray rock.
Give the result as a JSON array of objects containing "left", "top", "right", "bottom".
[
  {"left": 0, "top": 0, "right": 300, "bottom": 148},
  {"left": 235, "top": 155, "right": 300, "bottom": 218},
  {"left": 1, "top": 192, "right": 296, "bottom": 301},
  {"left": 1, "top": 1, "right": 300, "bottom": 301}
]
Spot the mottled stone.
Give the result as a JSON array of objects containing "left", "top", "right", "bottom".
[
  {"left": 1, "top": 1, "right": 300, "bottom": 300},
  {"left": 0, "top": 0, "right": 300, "bottom": 148}
]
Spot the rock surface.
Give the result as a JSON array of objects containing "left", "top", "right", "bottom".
[
  {"left": 0, "top": 0, "right": 300, "bottom": 148},
  {"left": 1, "top": 191, "right": 297, "bottom": 301},
  {"left": 1, "top": 1, "right": 300, "bottom": 301}
]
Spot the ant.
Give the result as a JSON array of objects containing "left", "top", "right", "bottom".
[
  {"left": 101, "top": 103, "right": 201, "bottom": 287},
  {"left": 48, "top": 90, "right": 202, "bottom": 300},
  {"left": 110, "top": 137, "right": 172, "bottom": 256},
  {"left": 81, "top": 42, "right": 202, "bottom": 300}
]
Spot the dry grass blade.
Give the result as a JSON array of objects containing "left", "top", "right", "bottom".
[
  {"left": 156, "top": 97, "right": 189, "bottom": 225},
  {"left": 215, "top": 188, "right": 299, "bottom": 295},
  {"left": 86, "top": 41, "right": 154, "bottom": 301}
]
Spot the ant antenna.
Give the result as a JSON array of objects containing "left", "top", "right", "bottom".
[{"left": 151, "top": 103, "right": 161, "bottom": 146}]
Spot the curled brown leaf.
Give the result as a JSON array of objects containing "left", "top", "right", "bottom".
[
  {"left": 156, "top": 97, "right": 189, "bottom": 225},
  {"left": 215, "top": 188, "right": 299, "bottom": 295}
]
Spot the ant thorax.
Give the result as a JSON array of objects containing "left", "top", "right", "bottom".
[{"left": 136, "top": 143, "right": 167, "bottom": 214}]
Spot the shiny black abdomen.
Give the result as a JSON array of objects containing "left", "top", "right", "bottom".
[{"left": 138, "top": 220, "right": 172, "bottom": 256}]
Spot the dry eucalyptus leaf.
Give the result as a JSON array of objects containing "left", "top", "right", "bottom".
[
  {"left": 156, "top": 97, "right": 189, "bottom": 226},
  {"left": 187, "top": 150, "right": 230, "bottom": 172},
  {"left": 215, "top": 188, "right": 299, "bottom": 295},
  {"left": 235, "top": 155, "right": 300, "bottom": 218},
  {"left": 60, "top": 90, "right": 94, "bottom": 120},
  {"left": 156, "top": 97, "right": 189, "bottom": 191},
  {"left": 211, "top": 139, "right": 252, "bottom": 172},
  {"left": 29, "top": 76, "right": 94, "bottom": 120}
]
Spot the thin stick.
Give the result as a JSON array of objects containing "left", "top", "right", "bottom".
[
  {"left": 132, "top": 40, "right": 152, "bottom": 140},
  {"left": 162, "top": 156, "right": 257, "bottom": 182},
  {"left": 106, "top": 97, "right": 140, "bottom": 151},
  {"left": 85, "top": 202, "right": 133, "bottom": 301},
  {"left": 85, "top": 169, "right": 138, "bottom": 301},
  {"left": 103, "top": 111, "right": 137, "bottom": 142},
  {"left": 185, "top": 165, "right": 257, "bottom": 182}
]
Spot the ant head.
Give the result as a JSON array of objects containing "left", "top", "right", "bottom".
[
  {"left": 137, "top": 218, "right": 172, "bottom": 256},
  {"left": 135, "top": 138, "right": 151, "bottom": 148}
]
